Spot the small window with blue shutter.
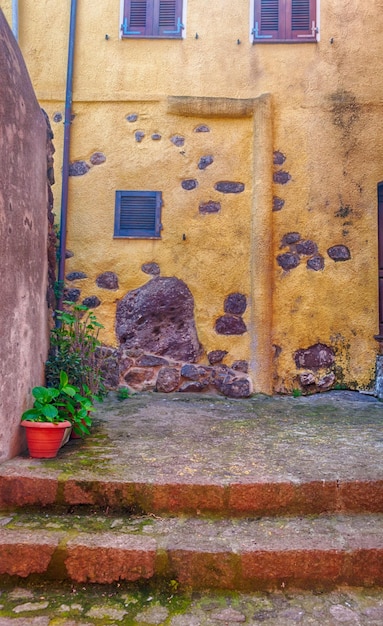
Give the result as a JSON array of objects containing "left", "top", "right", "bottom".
[
  {"left": 121, "top": 0, "right": 184, "bottom": 38},
  {"left": 253, "top": 0, "right": 317, "bottom": 43},
  {"left": 114, "top": 190, "right": 163, "bottom": 238}
]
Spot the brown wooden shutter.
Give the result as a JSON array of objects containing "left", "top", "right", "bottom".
[
  {"left": 254, "top": 0, "right": 281, "bottom": 40},
  {"left": 254, "top": 0, "right": 317, "bottom": 42},
  {"left": 122, "top": 0, "right": 151, "bottom": 36},
  {"left": 155, "top": 0, "right": 183, "bottom": 37},
  {"left": 123, "top": 0, "right": 183, "bottom": 37},
  {"left": 287, "top": 0, "right": 317, "bottom": 41}
]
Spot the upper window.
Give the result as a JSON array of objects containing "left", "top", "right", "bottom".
[
  {"left": 121, "top": 0, "right": 184, "bottom": 38},
  {"left": 253, "top": 0, "right": 317, "bottom": 43},
  {"left": 114, "top": 191, "right": 163, "bottom": 238}
]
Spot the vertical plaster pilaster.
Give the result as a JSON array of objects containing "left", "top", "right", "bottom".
[{"left": 249, "top": 94, "right": 273, "bottom": 394}]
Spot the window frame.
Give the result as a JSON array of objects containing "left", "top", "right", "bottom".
[
  {"left": 252, "top": 0, "right": 318, "bottom": 43},
  {"left": 121, "top": 0, "right": 184, "bottom": 39},
  {"left": 114, "top": 190, "right": 163, "bottom": 239}
]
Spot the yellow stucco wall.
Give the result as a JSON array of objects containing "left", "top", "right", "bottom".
[{"left": 3, "top": 0, "right": 382, "bottom": 392}]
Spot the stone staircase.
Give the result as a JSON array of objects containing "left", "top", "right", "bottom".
[{"left": 1, "top": 391, "right": 383, "bottom": 591}]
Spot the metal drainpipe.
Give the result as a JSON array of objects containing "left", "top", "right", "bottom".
[
  {"left": 12, "top": 0, "right": 18, "bottom": 40},
  {"left": 57, "top": 0, "right": 78, "bottom": 318}
]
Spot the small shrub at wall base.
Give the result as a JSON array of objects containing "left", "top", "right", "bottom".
[{"left": 46, "top": 302, "right": 107, "bottom": 401}]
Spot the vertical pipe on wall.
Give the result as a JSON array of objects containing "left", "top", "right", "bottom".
[
  {"left": 57, "top": 0, "right": 78, "bottom": 317},
  {"left": 12, "top": 0, "right": 18, "bottom": 40}
]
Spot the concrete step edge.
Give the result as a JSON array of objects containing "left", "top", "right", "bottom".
[
  {"left": 1, "top": 474, "right": 383, "bottom": 516},
  {"left": 1, "top": 513, "right": 383, "bottom": 589}
]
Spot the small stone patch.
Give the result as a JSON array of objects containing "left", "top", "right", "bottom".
[
  {"left": 82, "top": 296, "right": 101, "bottom": 308},
  {"left": 90, "top": 152, "right": 106, "bottom": 165},
  {"left": 66, "top": 271, "right": 87, "bottom": 281},
  {"left": 96, "top": 271, "right": 119, "bottom": 290},
  {"left": 198, "top": 155, "right": 214, "bottom": 170},
  {"left": 13, "top": 602, "right": 49, "bottom": 613},
  {"left": 211, "top": 607, "right": 246, "bottom": 622},
  {"left": 135, "top": 131, "right": 145, "bottom": 142},
  {"left": 68, "top": 161, "right": 90, "bottom": 176},
  {"left": 327, "top": 245, "right": 351, "bottom": 261},
  {"left": 215, "top": 181, "right": 245, "bottom": 194},
  {"left": 135, "top": 605, "right": 169, "bottom": 624},
  {"left": 182, "top": 179, "right": 198, "bottom": 190},
  {"left": 273, "top": 170, "right": 291, "bottom": 184}
]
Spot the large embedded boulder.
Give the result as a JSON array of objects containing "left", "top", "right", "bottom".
[{"left": 116, "top": 277, "right": 202, "bottom": 362}]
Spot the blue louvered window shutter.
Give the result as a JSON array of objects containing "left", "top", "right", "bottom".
[
  {"left": 114, "top": 191, "right": 162, "bottom": 238},
  {"left": 122, "top": 0, "right": 183, "bottom": 38}
]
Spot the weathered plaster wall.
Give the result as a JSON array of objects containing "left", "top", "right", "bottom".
[
  {"left": 0, "top": 10, "right": 49, "bottom": 461},
  {"left": 4, "top": 0, "right": 381, "bottom": 392}
]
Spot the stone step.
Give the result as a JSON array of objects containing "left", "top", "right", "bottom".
[
  {"left": 1, "top": 511, "right": 383, "bottom": 590},
  {"left": 1, "top": 466, "right": 383, "bottom": 517}
]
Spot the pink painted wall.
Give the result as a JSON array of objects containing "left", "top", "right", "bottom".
[{"left": 0, "top": 10, "right": 49, "bottom": 461}]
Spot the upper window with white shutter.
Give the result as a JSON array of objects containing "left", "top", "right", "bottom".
[
  {"left": 121, "top": 0, "right": 184, "bottom": 38},
  {"left": 253, "top": 0, "right": 318, "bottom": 43}
]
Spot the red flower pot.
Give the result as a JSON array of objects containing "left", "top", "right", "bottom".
[{"left": 21, "top": 421, "right": 72, "bottom": 458}]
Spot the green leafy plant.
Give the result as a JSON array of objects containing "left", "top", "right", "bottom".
[
  {"left": 292, "top": 388, "right": 302, "bottom": 398},
  {"left": 117, "top": 386, "right": 131, "bottom": 401},
  {"left": 21, "top": 371, "right": 94, "bottom": 436},
  {"left": 46, "top": 303, "right": 106, "bottom": 401}
]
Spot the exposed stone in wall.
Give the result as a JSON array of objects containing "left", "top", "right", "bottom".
[
  {"left": 152, "top": 133, "right": 161, "bottom": 140},
  {"left": 215, "top": 314, "right": 247, "bottom": 335},
  {"left": 126, "top": 114, "right": 138, "bottom": 122},
  {"left": 96, "top": 271, "right": 119, "bottom": 290},
  {"left": 181, "top": 363, "right": 200, "bottom": 380},
  {"left": 116, "top": 276, "right": 202, "bottom": 362},
  {"left": 273, "top": 197, "right": 285, "bottom": 211},
  {"left": 281, "top": 232, "right": 301, "bottom": 246},
  {"left": 273, "top": 151, "right": 286, "bottom": 165},
  {"left": 64, "top": 288, "right": 81, "bottom": 302},
  {"left": 194, "top": 125, "right": 210, "bottom": 132},
  {"left": 171, "top": 135, "right": 185, "bottom": 146},
  {"left": 277, "top": 252, "right": 300, "bottom": 271},
  {"left": 53, "top": 112, "right": 62, "bottom": 123},
  {"left": 307, "top": 255, "right": 325, "bottom": 271},
  {"left": 198, "top": 155, "right": 214, "bottom": 169},
  {"left": 142, "top": 262, "right": 160, "bottom": 276},
  {"left": 199, "top": 201, "right": 221, "bottom": 214},
  {"left": 136, "top": 354, "right": 169, "bottom": 367},
  {"left": 156, "top": 367, "right": 180, "bottom": 392},
  {"left": 90, "top": 152, "right": 106, "bottom": 165},
  {"left": 135, "top": 131, "right": 145, "bottom": 142},
  {"left": 215, "top": 181, "right": 245, "bottom": 194},
  {"left": 101, "top": 346, "right": 252, "bottom": 398},
  {"left": 232, "top": 360, "right": 249, "bottom": 373},
  {"left": 69, "top": 161, "right": 90, "bottom": 176},
  {"left": 66, "top": 271, "right": 87, "bottom": 281},
  {"left": 208, "top": 350, "right": 228, "bottom": 364},
  {"left": 327, "top": 245, "right": 351, "bottom": 261},
  {"left": 294, "top": 343, "right": 335, "bottom": 370},
  {"left": 65, "top": 250, "right": 74, "bottom": 259},
  {"left": 296, "top": 240, "right": 318, "bottom": 256},
  {"left": 224, "top": 293, "right": 247, "bottom": 315},
  {"left": 182, "top": 179, "right": 198, "bottom": 190},
  {"left": 278, "top": 233, "right": 325, "bottom": 272},
  {"left": 273, "top": 171, "right": 291, "bottom": 184},
  {"left": 82, "top": 296, "right": 101, "bottom": 308}
]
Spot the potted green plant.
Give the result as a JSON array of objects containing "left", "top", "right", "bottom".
[{"left": 21, "top": 371, "right": 94, "bottom": 457}]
